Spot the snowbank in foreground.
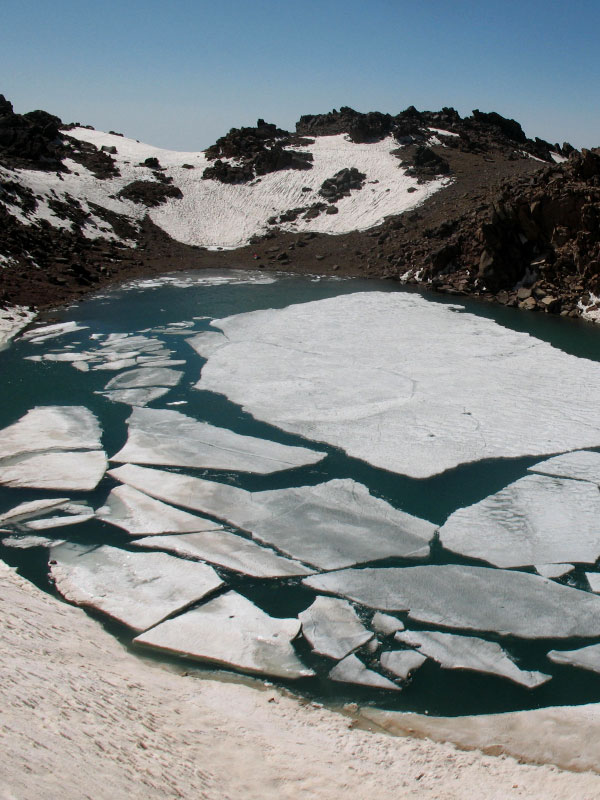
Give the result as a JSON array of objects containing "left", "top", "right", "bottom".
[{"left": 3, "top": 559, "right": 600, "bottom": 799}]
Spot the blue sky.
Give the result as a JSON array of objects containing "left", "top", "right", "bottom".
[{"left": 2, "top": 0, "right": 599, "bottom": 151}]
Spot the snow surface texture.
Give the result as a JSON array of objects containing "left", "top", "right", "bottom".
[
  {"left": 53, "top": 128, "right": 448, "bottom": 249},
  {"left": 304, "top": 566, "right": 600, "bottom": 639},
  {"left": 111, "top": 407, "right": 325, "bottom": 474},
  {"left": 197, "top": 292, "right": 600, "bottom": 477},
  {"left": 439, "top": 473, "right": 600, "bottom": 568},
  {"left": 50, "top": 543, "right": 224, "bottom": 632},
  {"left": 108, "top": 464, "right": 435, "bottom": 570},
  {"left": 134, "top": 590, "right": 314, "bottom": 681}
]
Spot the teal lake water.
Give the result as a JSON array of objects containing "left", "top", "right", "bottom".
[{"left": 3, "top": 269, "right": 600, "bottom": 716}]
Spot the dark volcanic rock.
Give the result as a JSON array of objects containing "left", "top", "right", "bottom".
[
  {"left": 404, "top": 146, "right": 451, "bottom": 181},
  {"left": 0, "top": 95, "right": 64, "bottom": 169},
  {"left": 117, "top": 180, "right": 183, "bottom": 207},
  {"left": 202, "top": 118, "right": 313, "bottom": 183},
  {"left": 319, "top": 168, "right": 366, "bottom": 201}
]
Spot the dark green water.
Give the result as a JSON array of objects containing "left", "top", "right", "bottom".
[{"left": 3, "top": 269, "right": 600, "bottom": 716}]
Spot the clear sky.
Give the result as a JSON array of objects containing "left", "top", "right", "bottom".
[{"left": 2, "top": 0, "right": 599, "bottom": 151}]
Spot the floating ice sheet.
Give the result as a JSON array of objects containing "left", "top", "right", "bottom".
[
  {"left": 299, "top": 597, "right": 373, "bottom": 660},
  {"left": 0, "top": 406, "right": 102, "bottom": 459},
  {"left": 108, "top": 464, "right": 434, "bottom": 569},
  {"left": 379, "top": 649, "right": 426, "bottom": 680},
  {"left": 529, "top": 450, "right": 600, "bottom": 485},
  {"left": 105, "top": 367, "right": 182, "bottom": 390},
  {"left": 134, "top": 590, "right": 313, "bottom": 680},
  {"left": 133, "top": 532, "right": 314, "bottom": 578},
  {"left": 329, "top": 654, "right": 399, "bottom": 690},
  {"left": 548, "top": 643, "right": 600, "bottom": 674},
  {"left": 0, "top": 451, "right": 107, "bottom": 491},
  {"left": 304, "top": 565, "right": 600, "bottom": 639},
  {"left": 50, "top": 543, "right": 224, "bottom": 632},
  {"left": 111, "top": 408, "right": 325, "bottom": 474},
  {"left": 97, "top": 484, "right": 221, "bottom": 536},
  {"left": 197, "top": 292, "right": 600, "bottom": 478},
  {"left": 439, "top": 474, "right": 600, "bottom": 568},
  {"left": 395, "top": 630, "right": 550, "bottom": 688}
]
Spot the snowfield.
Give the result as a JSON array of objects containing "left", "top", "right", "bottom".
[{"left": 3, "top": 127, "right": 449, "bottom": 250}]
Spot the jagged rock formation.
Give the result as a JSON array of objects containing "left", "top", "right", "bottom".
[{"left": 202, "top": 118, "right": 313, "bottom": 183}]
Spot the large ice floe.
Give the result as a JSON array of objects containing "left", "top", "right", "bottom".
[
  {"left": 304, "top": 566, "right": 600, "bottom": 639},
  {"left": 439, "top": 473, "right": 600, "bottom": 568},
  {"left": 133, "top": 532, "right": 314, "bottom": 579},
  {"left": 110, "top": 407, "right": 325, "bottom": 474},
  {"left": 108, "top": 464, "right": 435, "bottom": 569},
  {"left": 196, "top": 292, "right": 600, "bottom": 477},
  {"left": 395, "top": 630, "right": 550, "bottom": 688},
  {"left": 49, "top": 543, "right": 224, "bottom": 632},
  {"left": 134, "top": 590, "right": 314, "bottom": 680},
  {"left": 0, "top": 406, "right": 106, "bottom": 490}
]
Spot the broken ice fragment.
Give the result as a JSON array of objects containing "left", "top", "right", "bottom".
[
  {"left": 535, "top": 563, "right": 574, "bottom": 579},
  {"left": 329, "top": 654, "right": 400, "bottom": 690},
  {"left": 303, "top": 565, "right": 600, "bottom": 639},
  {"left": 548, "top": 643, "right": 600, "bottom": 674},
  {"left": 439, "top": 474, "right": 600, "bottom": 568},
  {"left": 186, "top": 330, "right": 229, "bottom": 358},
  {"left": 0, "top": 406, "right": 102, "bottom": 459},
  {"left": 529, "top": 450, "right": 600, "bottom": 485},
  {"left": 111, "top": 407, "right": 326, "bottom": 474},
  {"left": 105, "top": 367, "right": 182, "bottom": 390},
  {"left": 50, "top": 543, "right": 224, "bottom": 632},
  {"left": 379, "top": 649, "right": 426, "bottom": 680},
  {"left": 97, "top": 484, "right": 222, "bottom": 536},
  {"left": 395, "top": 630, "right": 550, "bottom": 688},
  {"left": 371, "top": 612, "right": 405, "bottom": 636},
  {"left": 133, "top": 532, "right": 314, "bottom": 578},
  {"left": 0, "top": 451, "right": 107, "bottom": 491},
  {"left": 108, "top": 465, "right": 434, "bottom": 570},
  {"left": 134, "top": 590, "right": 314, "bottom": 680},
  {"left": 586, "top": 573, "right": 600, "bottom": 593},
  {"left": 100, "top": 387, "right": 171, "bottom": 407},
  {"left": 299, "top": 596, "right": 373, "bottom": 660}
]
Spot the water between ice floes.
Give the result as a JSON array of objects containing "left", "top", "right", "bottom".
[{"left": 3, "top": 269, "right": 600, "bottom": 716}]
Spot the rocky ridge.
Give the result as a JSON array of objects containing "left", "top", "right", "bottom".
[{"left": 1, "top": 93, "right": 599, "bottom": 324}]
